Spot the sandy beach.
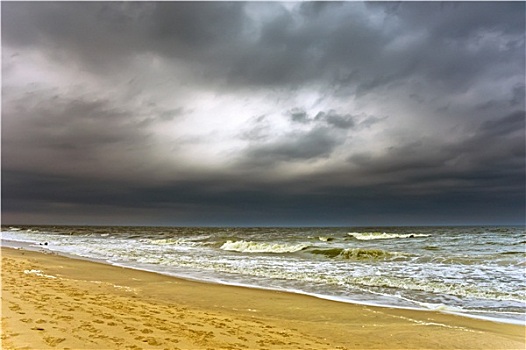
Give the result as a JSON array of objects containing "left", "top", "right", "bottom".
[{"left": 1, "top": 247, "right": 524, "bottom": 349}]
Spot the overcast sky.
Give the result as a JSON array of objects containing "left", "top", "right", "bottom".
[{"left": 2, "top": 1, "right": 525, "bottom": 226}]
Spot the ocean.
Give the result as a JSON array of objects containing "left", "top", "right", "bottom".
[{"left": 2, "top": 225, "right": 525, "bottom": 324}]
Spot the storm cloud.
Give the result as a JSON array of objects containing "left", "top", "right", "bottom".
[{"left": 2, "top": 1, "right": 524, "bottom": 226}]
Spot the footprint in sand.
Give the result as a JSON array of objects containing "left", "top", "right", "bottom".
[
  {"left": 144, "top": 336, "right": 162, "bottom": 346},
  {"left": 8, "top": 303, "right": 21, "bottom": 312},
  {"left": 101, "top": 313, "right": 115, "bottom": 319},
  {"left": 44, "top": 336, "right": 66, "bottom": 346}
]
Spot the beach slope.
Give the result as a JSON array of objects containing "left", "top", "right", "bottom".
[{"left": 2, "top": 247, "right": 524, "bottom": 349}]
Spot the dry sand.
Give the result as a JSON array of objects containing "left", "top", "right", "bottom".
[{"left": 1, "top": 247, "right": 524, "bottom": 349}]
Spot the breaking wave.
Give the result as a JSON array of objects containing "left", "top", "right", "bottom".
[
  {"left": 220, "top": 240, "right": 310, "bottom": 253},
  {"left": 309, "top": 248, "right": 408, "bottom": 261},
  {"left": 148, "top": 237, "right": 210, "bottom": 247},
  {"left": 348, "top": 232, "right": 430, "bottom": 240}
]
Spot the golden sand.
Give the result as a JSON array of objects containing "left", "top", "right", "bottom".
[{"left": 1, "top": 247, "right": 524, "bottom": 349}]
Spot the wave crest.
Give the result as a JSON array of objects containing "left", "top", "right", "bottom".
[
  {"left": 348, "top": 232, "right": 430, "bottom": 240},
  {"left": 220, "top": 240, "right": 309, "bottom": 253},
  {"left": 148, "top": 236, "right": 211, "bottom": 247},
  {"left": 310, "top": 248, "right": 406, "bottom": 261}
]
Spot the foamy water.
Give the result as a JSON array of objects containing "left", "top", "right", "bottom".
[{"left": 2, "top": 225, "right": 525, "bottom": 324}]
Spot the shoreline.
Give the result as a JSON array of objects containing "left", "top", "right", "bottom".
[
  {"left": 112, "top": 261, "right": 526, "bottom": 327},
  {"left": 4, "top": 237, "right": 524, "bottom": 327},
  {"left": 2, "top": 246, "right": 525, "bottom": 349}
]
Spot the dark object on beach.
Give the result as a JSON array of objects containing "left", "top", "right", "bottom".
[{"left": 409, "top": 235, "right": 415, "bottom": 238}]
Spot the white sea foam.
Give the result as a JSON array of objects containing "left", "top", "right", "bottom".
[
  {"left": 4, "top": 225, "right": 525, "bottom": 325},
  {"left": 24, "top": 269, "right": 57, "bottom": 279},
  {"left": 348, "top": 274, "right": 525, "bottom": 302},
  {"left": 348, "top": 232, "right": 430, "bottom": 240},
  {"left": 309, "top": 247, "right": 409, "bottom": 261},
  {"left": 150, "top": 238, "right": 195, "bottom": 246},
  {"left": 337, "top": 248, "right": 408, "bottom": 261},
  {"left": 220, "top": 240, "right": 309, "bottom": 253}
]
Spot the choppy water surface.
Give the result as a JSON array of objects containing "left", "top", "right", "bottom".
[{"left": 2, "top": 225, "right": 525, "bottom": 324}]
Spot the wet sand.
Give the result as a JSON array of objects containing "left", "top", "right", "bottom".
[{"left": 2, "top": 247, "right": 524, "bottom": 349}]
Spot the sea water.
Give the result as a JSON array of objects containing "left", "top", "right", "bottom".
[{"left": 2, "top": 225, "right": 525, "bottom": 324}]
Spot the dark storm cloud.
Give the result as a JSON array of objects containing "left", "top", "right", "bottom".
[
  {"left": 2, "top": 1, "right": 525, "bottom": 225},
  {"left": 150, "top": 1, "right": 247, "bottom": 50},
  {"left": 2, "top": 2, "right": 143, "bottom": 72},
  {"left": 287, "top": 108, "right": 310, "bottom": 124},
  {"left": 4, "top": 160, "right": 523, "bottom": 226},
  {"left": 286, "top": 108, "right": 359, "bottom": 129},
  {"left": 2, "top": 1, "right": 248, "bottom": 77},
  {"left": 244, "top": 127, "right": 341, "bottom": 165},
  {"left": 384, "top": 2, "right": 525, "bottom": 91},
  {"left": 479, "top": 110, "right": 525, "bottom": 137},
  {"left": 229, "top": 1, "right": 525, "bottom": 93},
  {"left": 348, "top": 110, "right": 525, "bottom": 197},
  {"left": 240, "top": 108, "right": 372, "bottom": 168},
  {"left": 2, "top": 89, "right": 152, "bottom": 175},
  {"left": 318, "top": 112, "right": 356, "bottom": 130},
  {"left": 3, "top": 1, "right": 523, "bottom": 91}
]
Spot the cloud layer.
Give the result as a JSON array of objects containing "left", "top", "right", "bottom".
[{"left": 2, "top": 1, "right": 524, "bottom": 225}]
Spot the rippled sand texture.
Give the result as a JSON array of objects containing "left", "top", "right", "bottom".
[{"left": 2, "top": 247, "right": 524, "bottom": 349}]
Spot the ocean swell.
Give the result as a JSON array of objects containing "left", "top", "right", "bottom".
[
  {"left": 220, "top": 240, "right": 309, "bottom": 253},
  {"left": 309, "top": 248, "right": 408, "bottom": 261},
  {"left": 348, "top": 232, "right": 430, "bottom": 240}
]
